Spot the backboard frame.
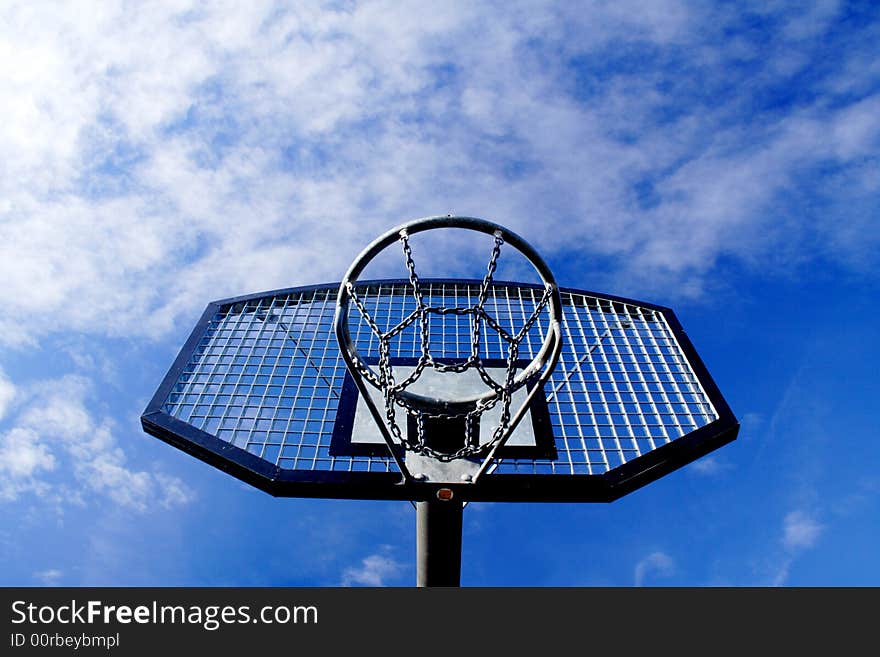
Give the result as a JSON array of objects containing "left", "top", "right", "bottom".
[{"left": 141, "top": 279, "right": 739, "bottom": 503}]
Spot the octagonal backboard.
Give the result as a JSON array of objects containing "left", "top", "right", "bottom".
[{"left": 141, "top": 278, "right": 738, "bottom": 502}]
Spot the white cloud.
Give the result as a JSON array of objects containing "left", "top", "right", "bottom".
[
  {"left": 0, "top": 427, "right": 56, "bottom": 501},
  {"left": 780, "top": 0, "right": 841, "bottom": 40},
  {"left": 342, "top": 551, "right": 404, "bottom": 587},
  {"left": 770, "top": 560, "right": 793, "bottom": 588},
  {"left": 634, "top": 551, "right": 675, "bottom": 586},
  {"left": 689, "top": 456, "right": 733, "bottom": 476},
  {"left": 769, "top": 510, "right": 825, "bottom": 586},
  {"left": 0, "top": 369, "right": 15, "bottom": 421},
  {"left": 0, "top": 427, "right": 55, "bottom": 479},
  {"left": 34, "top": 569, "right": 63, "bottom": 586},
  {"left": 782, "top": 510, "right": 823, "bottom": 552},
  {"left": 0, "top": 376, "right": 193, "bottom": 512},
  {"left": 18, "top": 378, "right": 94, "bottom": 441},
  {"left": 0, "top": 2, "right": 876, "bottom": 349},
  {"left": 154, "top": 473, "right": 196, "bottom": 509}
]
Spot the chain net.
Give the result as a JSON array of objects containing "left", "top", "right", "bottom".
[{"left": 345, "top": 228, "right": 553, "bottom": 462}]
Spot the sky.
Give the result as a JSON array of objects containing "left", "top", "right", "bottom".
[{"left": 1, "top": 0, "right": 878, "bottom": 587}]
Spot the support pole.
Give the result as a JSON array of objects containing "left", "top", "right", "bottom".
[{"left": 416, "top": 499, "right": 463, "bottom": 587}]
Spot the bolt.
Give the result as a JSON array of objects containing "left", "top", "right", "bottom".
[{"left": 437, "top": 488, "right": 454, "bottom": 501}]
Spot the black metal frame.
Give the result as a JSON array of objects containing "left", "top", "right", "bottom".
[{"left": 141, "top": 279, "right": 739, "bottom": 503}]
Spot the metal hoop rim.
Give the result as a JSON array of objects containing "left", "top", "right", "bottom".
[{"left": 334, "top": 215, "right": 563, "bottom": 410}]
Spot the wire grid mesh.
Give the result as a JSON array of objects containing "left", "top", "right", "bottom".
[{"left": 162, "top": 281, "right": 718, "bottom": 477}]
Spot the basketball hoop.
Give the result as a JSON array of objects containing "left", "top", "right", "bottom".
[
  {"left": 334, "top": 216, "right": 563, "bottom": 481},
  {"left": 143, "top": 212, "right": 739, "bottom": 587}
]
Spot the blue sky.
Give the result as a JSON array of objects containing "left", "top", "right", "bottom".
[{"left": 1, "top": 0, "right": 878, "bottom": 586}]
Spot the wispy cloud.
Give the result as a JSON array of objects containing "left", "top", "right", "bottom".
[
  {"left": 0, "top": 376, "right": 193, "bottom": 512},
  {"left": 782, "top": 510, "right": 823, "bottom": 552},
  {"left": 0, "top": 427, "right": 56, "bottom": 501},
  {"left": 634, "top": 551, "right": 675, "bottom": 586},
  {"left": 770, "top": 509, "right": 825, "bottom": 586},
  {"left": 342, "top": 550, "right": 405, "bottom": 587},
  {"left": 0, "top": 369, "right": 15, "bottom": 421},
  {"left": 34, "top": 569, "right": 63, "bottom": 586},
  {"left": 689, "top": 456, "right": 733, "bottom": 477},
  {"left": 0, "top": 2, "right": 877, "bottom": 350}
]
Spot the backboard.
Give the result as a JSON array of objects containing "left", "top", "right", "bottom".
[{"left": 141, "top": 278, "right": 738, "bottom": 502}]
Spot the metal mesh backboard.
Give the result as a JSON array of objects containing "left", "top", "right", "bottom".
[{"left": 142, "top": 280, "right": 738, "bottom": 502}]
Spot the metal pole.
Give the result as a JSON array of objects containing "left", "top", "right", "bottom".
[{"left": 416, "top": 499, "right": 463, "bottom": 587}]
